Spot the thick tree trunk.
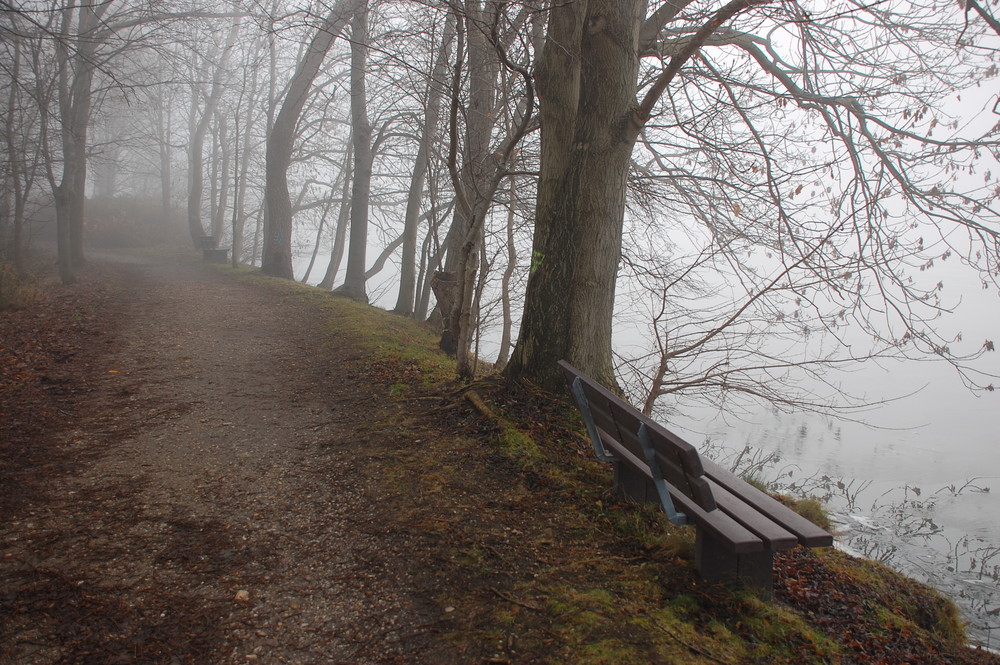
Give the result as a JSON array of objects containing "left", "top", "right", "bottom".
[
  {"left": 506, "top": 0, "right": 761, "bottom": 391},
  {"left": 506, "top": 0, "right": 642, "bottom": 390},
  {"left": 336, "top": 4, "right": 372, "bottom": 302},
  {"left": 54, "top": 4, "right": 103, "bottom": 284},
  {"left": 263, "top": 0, "right": 360, "bottom": 279}
]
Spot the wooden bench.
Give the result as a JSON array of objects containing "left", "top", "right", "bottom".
[{"left": 558, "top": 361, "right": 833, "bottom": 595}]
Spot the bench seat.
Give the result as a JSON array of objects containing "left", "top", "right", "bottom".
[{"left": 559, "top": 360, "right": 833, "bottom": 594}]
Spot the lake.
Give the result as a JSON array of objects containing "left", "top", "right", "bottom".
[{"left": 667, "top": 354, "right": 1000, "bottom": 648}]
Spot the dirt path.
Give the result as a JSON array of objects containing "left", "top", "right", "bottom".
[{"left": 1, "top": 252, "right": 439, "bottom": 664}]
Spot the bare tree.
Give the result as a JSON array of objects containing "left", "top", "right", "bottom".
[
  {"left": 962, "top": 0, "right": 1000, "bottom": 35},
  {"left": 47, "top": 1, "right": 112, "bottom": 283},
  {"left": 393, "top": 13, "right": 455, "bottom": 316},
  {"left": 335, "top": 2, "right": 373, "bottom": 301},
  {"left": 446, "top": 1, "right": 535, "bottom": 377},
  {"left": 506, "top": 0, "right": 1000, "bottom": 401},
  {"left": 262, "top": 0, "right": 363, "bottom": 279},
  {"left": 0, "top": 27, "right": 46, "bottom": 273},
  {"left": 188, "top": 17, "right": 240, "bottom": 245},
  {"left": 318, "top": 140, "right": 353, "bottom": 289}
]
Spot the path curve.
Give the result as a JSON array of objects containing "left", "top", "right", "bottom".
[{"left": 2, "top": 252, "right": 436, "bottom": 664}]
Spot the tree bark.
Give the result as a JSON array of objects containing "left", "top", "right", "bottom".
[
  {"left": 443, "top": 2, "right": 535, "bottom": 377},
  {"left": 318, "top": 142, "right": 353, "bottom": 290},
  {"left": 52, "top": 2, "right": 109, "bottom": 284},
  {"left": 336, "top": 3, "right": 373, "bottom": 302},
  {"left": 230, "top": 61, "right": 260, "bottom": 267},
  {"left": 301, "top": 195, "right": 334, "bottom": 284},
  {"left": 494, "top": 176, "right": 518, "bottom": 370},
  {"left": 414, "top": 176, "right": 446, "bottom": 321},
  {"left": 4, "top": 37, "right": 27, "bottom": 273},
  {"left": 505, "top": 0, "right": 640, "bottom": 390},
  {"left": 506, "top": 0, "right": 765, "bottom": 391},
  {"left": 154, "top": 91, "right": 173, "bottom": 219},
  {"left": 446, "top": 2, "right": 502, "bottom": 376},
  {"left": 212, "top": 113, "right": 230, "bottom": 239},
  {"left": 262, "top": 0, "right": 361, "bottom": 279}
]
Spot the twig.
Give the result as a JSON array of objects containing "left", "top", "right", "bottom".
[
  {"left": 489, "top": 587, "right": 543, "bottom": 612},
  {"left": 651, "top": 617, "right": 734, "bottom": 665}
]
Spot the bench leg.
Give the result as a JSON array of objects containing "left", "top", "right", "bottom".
[
  {"left": 614, "top": 461, "right": 658, "bottom": 504},
  {"left": 737, "top": 551, "right": 774, "bottom": 599},
  {"left": 695, "top": 530, "right": 739, "bottom": 579},
  {"left": 695, "top": 531, "right": 774, "bottom": 599},
  {"left": 614, "top": 465, "right": 778, "bottom": 598}
]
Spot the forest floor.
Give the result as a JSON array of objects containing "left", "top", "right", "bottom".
[{"left": 2, "top": 247, "right": 999, "bottom": 665}]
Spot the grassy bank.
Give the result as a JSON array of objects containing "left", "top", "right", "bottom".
[{"left": 228, "top": 262, "right": 996, "bottom": 665}]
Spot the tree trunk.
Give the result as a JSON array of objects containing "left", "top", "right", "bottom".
[
  {"left": 506, "top": 0, "right": 763, "bottom": 391},
  {"left": 494, "top": 176, "right": 518, "bottom": 370},
  {"left": 414, "top": 177, "right": 445, "bottom": 321},
  {"left": 301, "top": 195, "right": 334, "bottom": 284},
  {"left": 231, "top": 38, "right": 264, "bottom": 267},
  {"left": 393, "top": 16, "right": 455, "bottom": 316},
  {"left": 209, "top": 119, "right": 220, "bottom": 234},
  {"left": 53, "top": 3, "right": 105, "bottom": 284},
  {"left": 213, "top": 113, "right": 230, "bottom": 239},
  {"left": 255, "top": 8, "right": 279, "bottom": 269},
  {"left": 446, "top": 3, "right": 500, "bottom": 376},
  {"left": 262, "top": 0, "right": 361, "bottom": 279},
  {"left": 188, "top": 20, "right": 240, "bottom": 245},
  {"left": 93, "top": 139, "right": 119, "bottom": 200},
  {"left": 155, "top": 92, "right": 172, "bottom": 219},
  {"left": 4, "top": 37, "right": 26, "bottom": 272},
  {"left": 505, "top": 0, "right": 641, "bottom": 390},
  {"left": 336, "top": 4, "right": 372, "bottom": 302},
  {"left": 318, "top": 142, "right": 353, "bottom": 290},
  {"left": 443, "top": 2, "right": 535, "bottom": 376}
]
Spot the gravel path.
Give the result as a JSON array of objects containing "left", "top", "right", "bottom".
[{"left": 1, "top": 252, "right": 439, "bottom": 664}]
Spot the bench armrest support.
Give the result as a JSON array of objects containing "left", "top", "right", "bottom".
[
  {"left": 570, "top": 377, "right": 618, "bottom": 463},
  {"left": 638, "top": 423, "right": 688, "bottom": 526}
]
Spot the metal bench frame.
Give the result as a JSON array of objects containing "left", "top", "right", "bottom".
[{"left": 559, "top": 360, "right": 833, "bottom": 595}]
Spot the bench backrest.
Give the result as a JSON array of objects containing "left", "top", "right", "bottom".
[{"left": 558, "top": 361, "right": 717, "bottom": 513}]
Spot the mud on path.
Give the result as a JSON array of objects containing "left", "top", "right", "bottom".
[{"left": 1, "top": 251, "right": 441, "bottom": 664}]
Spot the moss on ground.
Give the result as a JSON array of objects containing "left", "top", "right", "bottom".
[{"left": 214, "top": 261, "right": 994, "bottom": 665}]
